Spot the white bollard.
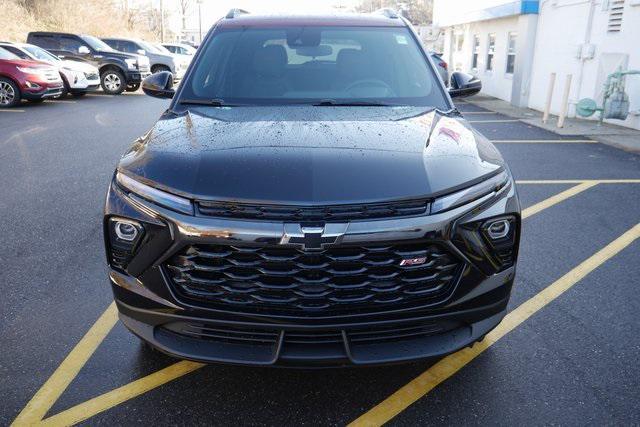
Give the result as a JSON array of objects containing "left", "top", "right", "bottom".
[
  {"left": 543, "top": 72, "right": 556, "bottom": 124},
  {"left": 557, "top": 74, "right": 573, "bottom": 128}
]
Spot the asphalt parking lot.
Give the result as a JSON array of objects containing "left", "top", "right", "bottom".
[{"left": 2, "top": 94, "right": 640, "bottom": 426}]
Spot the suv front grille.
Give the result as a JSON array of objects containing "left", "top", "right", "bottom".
[
  {"left": 196, "top": 199, "right": 429, "bottom": 222},
  {"left": 164, "top": 241, "right": 461, "bottom": 316}
]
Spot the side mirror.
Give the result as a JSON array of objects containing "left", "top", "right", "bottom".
[
  {"left": 137, "top": 49, "right": 146, "bottom": 56},
  {"left": 78, "top": 46, "right": 90, "bottom": 55},
  {"left": 448, "top": 72, "right": 482, "bottom": 98},
  {"left": 142, "top": 71, "right": 175, "bottom": 99}
]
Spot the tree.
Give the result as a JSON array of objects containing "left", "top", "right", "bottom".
[{"left": 178, "top": 0, "right": 193, "bottom": 30}]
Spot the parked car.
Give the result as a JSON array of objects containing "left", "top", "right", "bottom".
[
  {"left": 27, "top": 32, "right": 151, "bottom": 94},
  {"left": 0, "top": 47, "right": 63, "bottom": 107},
  {"left": 101, "top": 38, "right": 188, "bottom": 81},
  {"left": 105, "top": 10, "right": 520, "bottom": 367},
  {"left": 161, "top": 42, "right": 197, "bottom": 56},
  {"left": 430, "top": 51, "right": 449, "bottom": 86},
  {"left": 0, "top": 42, "right": 100, "bottom": 98},
  {"left": 152, "top": 43, "right": 193, "bottom": 67}
]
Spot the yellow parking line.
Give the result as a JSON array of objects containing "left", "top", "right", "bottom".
[
  {"left": 348, "top": 222, "right": 640, "bottom": 427},
  {"left": 0, "top": 109, "right": 25, "bottom": 113},
  {"left": 469, "top": 119, "right": 520, "bottom": 123},
  {"left": 11, "top": 181, "right": 602, "bottom": 425},
  {"left": 492, "top": 139, "right": 596, "bottom": 143},
  {"left": 517, "top": 179, "right": 640, "bottom": 184},
  {"left": 40, "top": 361, "right": 205, "bottom": 426},
  {"left": 12, "top": 303, "right": 118, "bottom": 425},
  {"left": 521, "top": 181, "right": 598, "bottom": 219}
]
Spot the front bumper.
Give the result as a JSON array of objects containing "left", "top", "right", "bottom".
[
  {"left": 22, "top": 82, "right": 64, "bottom": 99},
  {"left": 104, "top": 174, "right": 520, "bottom": 367},
  {"left": 125, "top": 70, "right": 151, "bottom": 84}
]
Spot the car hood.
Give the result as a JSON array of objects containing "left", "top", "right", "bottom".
[
  {"left": 60, "top": 59, "right": 98, "bottom": 73},
  {"left": 118, "top": 106, "right": 505, "bottom": 205},
  {"left": 99, "top": 50, "right": 139, "bottom": 60},
  {"left": 1, "top": 58, "right": 53, "bottom": 68}
]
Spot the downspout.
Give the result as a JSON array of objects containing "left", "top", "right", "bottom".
[{"left": 572, "top": 0, "right": 597, "bottom": 116}]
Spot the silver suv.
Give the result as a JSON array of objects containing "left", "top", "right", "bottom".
[{"left": 102, "top": 38, "right": 188, "bottom": 81}]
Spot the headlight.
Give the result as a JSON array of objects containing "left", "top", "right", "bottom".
[
  {"left": 16, "top": 66, "right": 48, "bottom": 75},
  {"left": 116, "top": 171, "right": 193, "bottom": 215},
  {"left": 431, "top": 170, "right": 509, "bottom": 214},
  {"left": 125, "top": 58, "right": 138, "bottom": 70}
]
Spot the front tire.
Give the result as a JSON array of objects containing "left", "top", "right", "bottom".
[
  {"left": 0, "top": 77, "right": 21, "bottom": 108},
  {"left": 101, "top": 69, "right": 126, "bottom": 95}
]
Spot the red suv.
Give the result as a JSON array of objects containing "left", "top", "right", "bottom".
[{"left": 0, "top": 47, "right": 64, "bottom": 108}]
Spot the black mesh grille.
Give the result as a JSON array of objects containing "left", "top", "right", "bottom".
[
  {"left": 196, "top": 199, "right": 429, "bottom": 221},
  {"left": 164, "top": 241, "right": 461, "bottom": 316}
]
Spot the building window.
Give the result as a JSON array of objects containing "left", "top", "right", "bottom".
[
  {"left": 486, "top": 33, "right": 495, "bottom": 71},
  {"left": 506, "top": 32, "right": 517, "bottom": 74},
  {"left": 454, "top": 33, "right": 464, "bottom": 52},
  {"left": 471, "top": 35, "right": 480, "bottom": 69}
]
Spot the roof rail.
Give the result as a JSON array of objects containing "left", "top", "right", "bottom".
[
  {"left": 374, "top": 8, "right": 399, "bottom": 19},
  {"left": 225, "top": 8, "right": 249, "bottom": 19}
]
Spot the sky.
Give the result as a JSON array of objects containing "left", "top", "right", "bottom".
[{"left": 172, "top": 0, "right": 364, "bottom": 31}]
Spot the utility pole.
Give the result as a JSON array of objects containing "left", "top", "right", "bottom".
[
  {"left": 160, "top": 0, "right": 165, "bottom": 42},
  {"left": 198, "top": 0, "right": 203, "bottom": 44}
]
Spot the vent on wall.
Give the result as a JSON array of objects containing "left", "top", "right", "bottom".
[{"left": 608, "top": 0, "right": 625, "bottom": 32}]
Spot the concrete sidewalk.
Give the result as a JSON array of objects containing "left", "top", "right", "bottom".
[{"left": 465, "top": 94, "right": 640, "bottom": 153}]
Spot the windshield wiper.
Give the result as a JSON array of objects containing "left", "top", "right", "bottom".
[
  {"left": 179, "top": 98, "right": 239, "bottom": 107},
  {"left": 312, "top": 99, "right": 393, "bottom": 107}
]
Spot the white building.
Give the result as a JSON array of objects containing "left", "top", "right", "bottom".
[{"left": 434, "top": 0, "right": 640, "bottom": 130}]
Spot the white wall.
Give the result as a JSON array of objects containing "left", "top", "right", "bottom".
[
  {"left": 528, "top": 0, "right": 640, "bottom": 129},
  {"left": 442, "top": 16, "right": 520, "bottom": 102}
]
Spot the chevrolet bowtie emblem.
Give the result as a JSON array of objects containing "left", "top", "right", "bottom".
[{"left": 280, "top": 223, "right": 348, "bottom": 251}]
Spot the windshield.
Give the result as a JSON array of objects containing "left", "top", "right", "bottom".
[
  {"left": 181, "top": 26, "right": 448, "bottom": 107},
  {"left": 153, "top": 43, "right": 172, "bottom": 54},
  {"left": 23, "top": 45, "right": 60, "bottom": 62},
  {"left": 0, "top": 47, "right": 19, "bottom": 60},
  {"left": 138, "top": 40, "right": 160, "bottom": 54},
  {"left": 80, "top": 35, "right": 114, "bottom": 52},
  {"left": 180, "top": 44, "right": 197, "bottom": 55}
]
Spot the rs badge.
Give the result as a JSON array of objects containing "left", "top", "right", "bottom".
[{"left": 399, "top": 257, "right": 427, "bottom": 266}]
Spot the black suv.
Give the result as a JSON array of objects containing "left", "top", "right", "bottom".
[
  {"left": 104, "top": 10, "right": 520, "bottom": 367},
  {"left": 27, "top": 32, "right": 151, "bottom": 94}
]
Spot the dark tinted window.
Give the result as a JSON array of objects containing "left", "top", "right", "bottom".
[
  {"left": 182, "top": 26, "right": 448, "bottom": 108},
  {"left": 120, "top": 40, "right": 138, "bottom": 53},
  {"left": 102, "top": 39, "right": 120, "bottom": 51},
  {"left": 60, "top": 36, "right": 84, "bottom": 53},
  {"left": 30, "top": 35, "right": 60, "bottom": 50}
]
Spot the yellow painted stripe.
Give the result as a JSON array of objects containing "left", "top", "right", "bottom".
[
  {"left": 0, "top": 109, "right": 25, "bottom": 113},
  {"left": 521, "top": 181, "right": 598, "bottom": 219},
  {"left": 491, "top": 139, "right": 596, "bottom": 144},
  {"left": 40, "top": 361, "right": 205, "bottom": 426},
  {"left": 468, "top": 119, "right": 520, "bottom": 123},
  {"left": 517, "top": 179, "right": 640, "bottom": 184},
  {"left": 348, "top": 223, "right": 640, "bottom": 427},
  {"left": 11, "top": 303, "right": 119, "bottom": 425}
]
